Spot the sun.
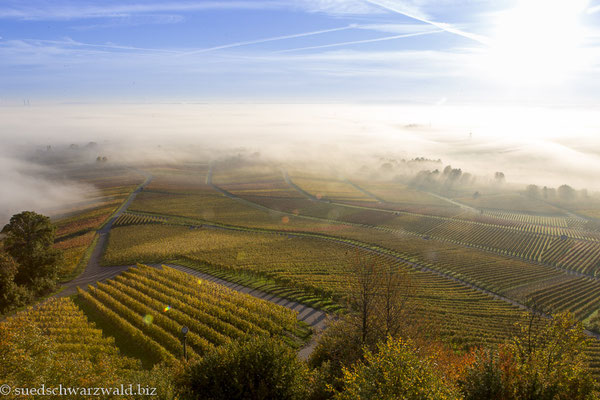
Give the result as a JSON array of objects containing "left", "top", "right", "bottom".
[{"left": 480, "top": 0, "right": 589, "bottom": 85}]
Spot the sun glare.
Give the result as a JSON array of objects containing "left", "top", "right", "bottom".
[{"left": 481, "top": 0, "right": 589, "bottom": 85}]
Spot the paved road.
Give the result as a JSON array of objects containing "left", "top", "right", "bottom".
[
  {"left": 58, "top": 168, "right": 600, "bottom": 351},
  {"left": 56, "top": 173, "right": 152, "bottom": 297},
  {"left": 57, "top": 170, "right": 330, "bottom": 357}
]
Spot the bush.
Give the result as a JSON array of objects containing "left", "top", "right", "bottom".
[
  {"left": 334, "top": 336, "right": 460, "bottom": 400},
  {"left": 176, "top": 337, "right": 309, "bottom": 400},
  {"left": 459, "top": 312, "right": 597, "bottom": 400},
  {"left": 308, "top": 317, "right": 365, "bottom": 395}
]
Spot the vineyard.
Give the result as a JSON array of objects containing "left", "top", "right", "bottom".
[
  {"left": 77, "top": 264, "right": 299, "bottom": 362},
  {"left": 213, "top": 167, "right": 303, "bottom": 199},
  {"left": 0, "top": 298, "right": 142, "bottom": 391},
  {"left": 51, "top": 172, "right": 148, "bottom": 280},
  {"left": 98, "top": 224, "right": 600, "bottom": 373},
  {"left": 113, "top": 212, "right": 167, "bottom": 227},
  {"left": 100, "top": 225, "right": 549, "bottom": 345},
  {"left": 455, "top": 192, "right": 566, "bottom": 215},
  {"left": 287, "top": 174, "right": 376, "bottom": 203},
  {"left": 105, "top": 208, "right": 600, "bottom": 324},
  {"left": 526, "top": 277, "right": 600, "bottom": 320},
  {"left": 22, "top": 162, "right": 600, "bottom": 384},
  {"left": 212, "top": 169, "right": 600, "bottom": 278}
]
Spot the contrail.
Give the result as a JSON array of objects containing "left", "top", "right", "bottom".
[
  {"left": 31, "top": 38, "right": 179, "bottom": 53},
  {"left": 178, "top": 25, "right": 358, "bottom": 56},
  {"left": 276, "top": 30, "right": 444, "bottom": 53},
  {"left": 364, "top": 0, "right": 490, "bottom": 45}
]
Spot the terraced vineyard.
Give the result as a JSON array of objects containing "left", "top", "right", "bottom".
[
  {"left": 107, "top": 200, "right": 600, "bottom": 324},
  {"left": 113, "top": 212, "right": 167, "bottom": 227},
  {"left": 100, "top": 225, "right": 542, "bottom": 347},
  {"left": 75, "top": 163, "right": 600, "bottom": 379},
  {"left": 78, "top": 264, "right": 299, "bottom": 361},
  {"left": 214, "top": 168, "right": 600, "bottom": 278},
  {"left": 0, "top": 298, "right": 141, "bottom": 380},
  {"left": 482, "top": 209, "right": 587, "bottom": 229},
  {"left": 527, "top": 277, "right": 600, "bottom": 319},
  {"left": 287, "top": 173, "right": 376, "bottom": 203}
]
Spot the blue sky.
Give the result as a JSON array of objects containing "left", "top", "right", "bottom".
[{"left": 1, "top": 0, "right": 600, "bottom": 105}]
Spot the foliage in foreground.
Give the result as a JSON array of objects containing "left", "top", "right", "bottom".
[
  {"left": 334, "top": 337, "right": 461, "bottom": 400},
  {"left": 0, "top": 298, "right": 177, "bottom": 399},
  {"left": 176, "top": 336, "right": 309, "bottom": 400},
  {"left": 459, "top": 312, "right": 597, "bottom": 400}
]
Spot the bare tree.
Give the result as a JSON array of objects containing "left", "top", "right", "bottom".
[
  {"left": 374, "top": 267, "right": 414, "bottom": 339},
  {"left": 346, "top": 252, "right": 380, "bottom": 345},
  {"left": 345, "top": 251, "right": 415, "bottom": 346}
]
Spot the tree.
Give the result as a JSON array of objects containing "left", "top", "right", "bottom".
[
  {"left": 494, "top": 172, "right": 506, "bottom": 184},
  {"left": 334, "top": 337, "right": 460, "bottom": 400},
  {"left": 309, "top": 256, "right": 416, "bottom": 397},
  {"left": 374, "top": 267, "right": 413, "bottom": 339},
  {"left": 346, "top": 255, "right": 380, "bottom": 345},
  {"left": 558, "top": 185, "right": 576, "bottom": 201},
  {"left": 308, "top": 317, "right": 366, "bottom": 397},
  {"left": 0, "top": 252, "right": 30, "bottom": 313},
  {"left": 177, "top": 337, "right": 309, "bottom": 400},
  {"left": 345, "top": 253, "right": 413, "bottom": 346},
  {"left": 525, "top": 185, "right": 540, "bottom": 198},
  {"left": 459, "top": 312, "right": 595, "bottom": 400},
  {"left": 1, "top": 211, "right": 62, "bottom": 291}
]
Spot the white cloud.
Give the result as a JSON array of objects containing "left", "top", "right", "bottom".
[
  {"left": 293, "top": 0, "right": 384, "bottom": 15},
  {"left": 0, "top": 1, "right": 282, "bottom": 20},
  {"left": 70, "top": 14, "right": 185, "bottom": 30}
]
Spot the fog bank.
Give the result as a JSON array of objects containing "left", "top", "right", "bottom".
[{"left": 2, "top": 102, "right": 600, "bottom": 223}]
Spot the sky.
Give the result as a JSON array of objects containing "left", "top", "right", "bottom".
[{"left": 1, "top": 0, "right": 600, "bottom": 105}]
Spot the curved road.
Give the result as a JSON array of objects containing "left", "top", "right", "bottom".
[
  {"left": 58, "top": 171, "right": 330, "bottom": 357},
  {"left": 59, "top": 168, "right": 600, "bottom": 352}
]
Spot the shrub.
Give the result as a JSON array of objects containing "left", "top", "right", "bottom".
[
  {"left": 176, "top": 337, "right": 309, "bottom": 400},
  {"left": 334, "top": 336, "right": 460, "bottom": 400}
]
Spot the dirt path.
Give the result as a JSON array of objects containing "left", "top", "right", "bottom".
[{"left": 345, "top": 180, "right": 385, "bottom": 203}]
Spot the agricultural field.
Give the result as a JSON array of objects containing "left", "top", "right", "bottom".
[
  {"left": 211, "top": 164, "right": 600, "bottom": 278},
  {"left": 77, "top": 264, "right": 300, "bottom": 362},
  {"left": 100, "top": 223, "right": 600, "bottom": 374},
  {"left": 128, "top": 186, "right": 359, "bottom": 234},
  {"left": 102, "top": 224, "right": 529, "bottom": 350},
  {"left": 109, "top": 168, "right": 600, "bottom": 324},
  {"left": 10, "top": 160, "right": 600, "bottom": 386},
  {"left": 143, "top": 164, "right": 210, "bottom": 194},
  {"left": 0, "top": 298, "right": 142, "bottom": 389},
  {"left": 455, "top": 192, "right": 566, "bottom": 215},
  {"left": 113, "top": 212, "right": 167, "bottom": 227},
  {"left": 213, "top": 165, "right": 302, "bottom": 199},
  {"left": 288, "top": 175, "right": 377, "bottom": 203},
  {"left": 51, "top": 170, "right": 146, "bottom": 280}
]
